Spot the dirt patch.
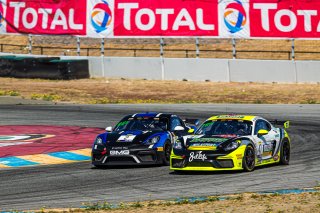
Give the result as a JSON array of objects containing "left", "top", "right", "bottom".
[{"left": 0, "top": 78, "right": 319, "bottom": 104}]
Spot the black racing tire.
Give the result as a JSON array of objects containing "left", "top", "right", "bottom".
[
  {"left": 173, "top": 170, "right": 185, "bottom": 175},
  {"left": 162, "top": 141, "right": 172, "bottom": 166},
  {"left": 243, "top": 145, "right": 255, "bottom": 172},
  {"left": 92, "top": 164, "right": 106, "bottom": 169},
  {"left": 280, "top": 139, "right": 290, "bottom": 165}
]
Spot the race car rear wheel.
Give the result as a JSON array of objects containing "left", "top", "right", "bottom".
[
  {"left": 280, "top": 139, "right": 290, "bottom": 165},
  {"left": 162, "top": 141, "right": 172, "bottom": 166},
  {"left": 243, "top": 145, "right": 255, "bottom": 172}
]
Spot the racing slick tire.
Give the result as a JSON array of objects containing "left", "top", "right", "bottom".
[
  {"left": 92, "top": 165, "right": 106, "bottom": 169},
  {"left": 243, "top": 145, "right": 255, "bottom": 172},
  {"left": 162, "top": 141, "right": 172, "bottom": 166},
  {"left": 280, "top": 139, "right": 290, "bottom": 165}
]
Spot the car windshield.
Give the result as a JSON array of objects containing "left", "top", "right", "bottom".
[
  {"left": 114, "top": 117, "right": 168, "bottom": 131},
  {"left": 195, "top": 119, "right": 252, "bottom": 136}
]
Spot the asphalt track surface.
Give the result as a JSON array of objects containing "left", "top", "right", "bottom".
[{"left": 0, "top": 100, "right": 319, "bottom": 210}]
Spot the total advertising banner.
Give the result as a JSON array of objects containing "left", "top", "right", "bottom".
[{"left": 1, "top": 0, "right": 320, "bottom": 38}]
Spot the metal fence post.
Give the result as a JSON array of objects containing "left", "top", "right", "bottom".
[
  {"left": 101, "top": 38, "right": 105, "bottom": 56},
  {"left": 28, "top": 35, "right": 32, "bottom": 54},
  {"left": 195, "top": 37, "right": 200, "bottom": 58},
  {"left": 160, "top": 38, "right": 165, "bottom": 80},
  {"left": 232, "top": 38, "right": 236, "bottom": 59},
  {"left": 77, "top": 37, "right": 81, "bottom": 56},
  {"left": 291, "top": 38, "right": 295, "bottom": 60}
]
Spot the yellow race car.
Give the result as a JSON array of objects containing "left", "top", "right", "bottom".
[{"left": 170, "top": 115, "right": 290, "bottom": 172}]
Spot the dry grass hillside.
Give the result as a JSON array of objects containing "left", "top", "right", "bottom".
[
  {"left": 1, "top": 78, "right": 319, "bottom": 104},
  {"left": 1, "top": 35, "right": 320, "bottom": 60}
]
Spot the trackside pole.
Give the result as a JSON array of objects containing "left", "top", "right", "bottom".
[
  {"left": 77, "top": 37, "right": 80, "bottom": 56},
  {"left": 160, "top": 38, "right": 165, "bottom": 80},
  {"left": 28, "top": 35, "right": 32, "bottom": 54},
  {"left": 232, "top": 38, "right": 236, "bottom": 59},
  {"left": 101, "top": 38, "right": 105, "bottom": 78},
  {"left": 291, "top": 38, "right": 295, "bottom": 60},
  {"left": 196, "top": 37, "right": 200, "bottom": 58},
  {"left": 291, "top": 38, "right": 298, "bottom": 83}
]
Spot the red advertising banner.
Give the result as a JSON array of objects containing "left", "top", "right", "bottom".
[
  {"left": 250, "top": 0, "right": 320, "bottom": 38},
  {"left": 5, "top": 0, "right": 87, "bottom": 35},
  {"left": 1, "top": 0, "right": 320, "bottom": 38},
  {"left": 113, "top": 0, "right": 218, "bottom": 36}
]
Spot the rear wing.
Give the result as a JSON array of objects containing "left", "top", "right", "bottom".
[
  {"left": 184, "top": 118, "right": 200, "bottom": 126},
  {"left": 270, "top": 120, "right": 290, "bottom": 129}
]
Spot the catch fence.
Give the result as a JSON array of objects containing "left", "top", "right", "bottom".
[{"left": 1, "top": 35, "right": 320, "bottom": 60}]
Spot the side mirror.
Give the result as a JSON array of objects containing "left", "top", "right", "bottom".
[
  {"left": 188, "top": 128, "right": 195, "bottom": 134},
  {"left": 284, "top": 121, "right": 290, "bottom": 129},
  {"left": 257, "top": 129, "right": 268, "bottom": 137},
  {"left": 174, "top": 126, "right": 185, "bottom": 131},
  {"left": 105, "top": 126, "right": 113, "bottom": 132}
]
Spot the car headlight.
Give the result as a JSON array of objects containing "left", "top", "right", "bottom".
[
  {"left": 223, "top": 140, "right": 241, "bottom": 151},
  {"left": 173, "top": 140, "right": 183, "bottom": 150},
  {"left": 146, "top": 136, "right": 160, "bottom": 145},
  {"left": 94, "top": 137, "right": 103, "bottom": 145}
]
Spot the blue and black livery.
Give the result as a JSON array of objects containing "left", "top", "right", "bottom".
[{"left": 92, "top": 112, "right": 198, "bottom": 167}]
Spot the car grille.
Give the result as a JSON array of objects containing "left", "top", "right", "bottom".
[
  {"left": 106, "top": 157, "right": 136, "bottom": 163},
  {"left": 186, "top": 162, "right": 214, "bottom": 168},
  {"left": 216, "top": 160, "right": 234, "bottom": 168}
]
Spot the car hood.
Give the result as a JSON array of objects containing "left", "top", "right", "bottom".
[
  {"left": 104, "top": 130, "right": 163, "bottom": 145},
  {"left": 184, "top": 135, "right": 236, "bottom": 150}
]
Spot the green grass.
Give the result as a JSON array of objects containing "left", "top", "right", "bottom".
[
  {"left": 30, "top": 93, "right": 62, "bottom": 101},
  {"left": 0, "top": 90, "right": 20, "bottom": 96}
]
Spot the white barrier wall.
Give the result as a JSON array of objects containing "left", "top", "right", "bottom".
[
  {"left": 89, "top": 57, "right": 162, "bottom": 79},
  {"left": 229, "top": 60, "right": 297, "bottom": 83},
  {"left": 88, "top": 57, "right": 320, "bottom": 83}
]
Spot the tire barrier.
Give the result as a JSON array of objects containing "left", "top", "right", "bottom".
[{"left": 0, "top": 56, "right": 89, "bottom": 79}]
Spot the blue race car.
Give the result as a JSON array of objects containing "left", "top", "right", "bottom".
[{"left": 91, "top": 112, "right": 198, "bottom": 167}]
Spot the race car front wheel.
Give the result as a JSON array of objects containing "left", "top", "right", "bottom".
[
  {"left": 280, "top": 139, "right": 290, "bottom": 165},
  {"left": 243, "top": 145, "right": 255, "bottom": 172},
  {"left": 162, "top": 141, "right": 172, "bottom": 166}
]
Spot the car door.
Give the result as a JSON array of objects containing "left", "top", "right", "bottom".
[{"left": 253, "top": 119, "right": 276, "bottom": 160}]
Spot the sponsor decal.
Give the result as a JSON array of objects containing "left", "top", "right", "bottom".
[
  {"left": 189, "top": 143, "right": 216, "bottom": 147},
  {"left": 111, "top": 146, "right": 128, "bottom": 149},
  {"left": 91, "top": 0, "right": 112, "bottom": 33},
  {"left": 157, "top": 147, "right": 164, "bottom": 151},
  {"left": 117, "top": 134, "right": 136, "bottom": 142},
  {"left": 110, "top": 150, "right": 130, "bottom": 155},
  {"left": 216, "top": 115, "right": 245, "bottom": 119},
  {"left": 189, "top": 151, "right": 207, "bottom": 162},
  {"left": 263, "top": 144, "right": 273, "bottom": 152},
  {"left": 236, "top": 154, "right": 243, "bottom": 159},
  {"left": 190, "top": 138, "right": 228, "bottom": 143},
  {"left": 202, "top": 121, "right": 213, "bottom": 128},
  {"left": 116, "top": 120, "right": 129, "bottom": 127},
  {"left": 224, "top": 0, "right": 247, "bottom": 33},
  {"left": 273, "top": 154, "right": 279, "bottom": 161}
]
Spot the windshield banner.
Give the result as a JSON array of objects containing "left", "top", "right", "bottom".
[{"left": 1, "top": 0, "right": 320, "bottom": 38}]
